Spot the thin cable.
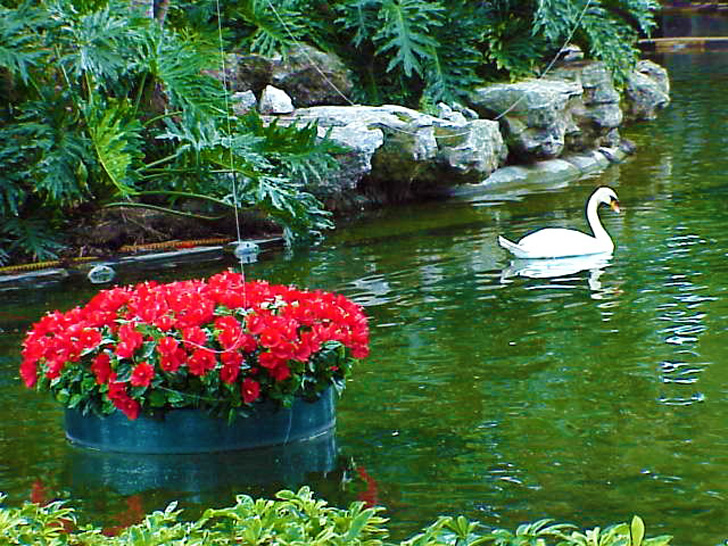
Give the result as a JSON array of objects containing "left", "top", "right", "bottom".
[
  {"left": 265, "top": 0, "right": 357, "bottom": 107},
  {"left": 494, "top": 0, "right": 594, "bottom": 120},
  {"left": 215, "top": 0, "right": 248, "bottom": 304},
  {"left": 264, "top": 0, "right": 595, "bottom": 134}
]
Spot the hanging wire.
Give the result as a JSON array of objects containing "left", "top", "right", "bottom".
[
  {"left": 214, "top": 0, "right": 250, "bottom": 306},
  {"left": 263, "top": 0, "right": 595, "bottom": 136},
  {"left": 494, "top": 0, "right": 594, "bottom": 121}
]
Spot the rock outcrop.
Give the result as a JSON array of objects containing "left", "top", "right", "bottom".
[
  {"left": 550, "top": 61, "right": 623, "bottom": 151},
  {"left": 288, "top": 105, "right": 507, "bottom": 206},
  {"left": 270, "top": 44, "right": 354, "bottom": 107},
  {"left": 468, "top": 79, "right": 582, "bottom": 161},
  {"left": 211, "top": 44, "right": 670, "bottom": 210},
  {"left": 623, "top": 60, "right": 671, "bottom": 121}
]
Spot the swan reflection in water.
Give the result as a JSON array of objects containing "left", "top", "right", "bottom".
[{"left": 500, "top": 252, "right": 614, "bottom": 295}]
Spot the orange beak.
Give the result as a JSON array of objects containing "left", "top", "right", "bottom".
[{"left": 610, "top": 199, "right": 621, "bottom": 213}]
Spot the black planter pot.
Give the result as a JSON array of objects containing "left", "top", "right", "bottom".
[{"left": 64, "top": 388, "right": 336, "bottom": 454}]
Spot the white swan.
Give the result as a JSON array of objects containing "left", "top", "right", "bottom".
[{"left": 498, "top": 186, "right": 620, "bottom": 259}]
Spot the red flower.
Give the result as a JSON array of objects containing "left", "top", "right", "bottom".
[
  {"left": 160, "top": 348, "right": 185, "bottom": 373},
  {"left": 107, "top": 377, "right": 127, "bottom": 401},
  {"left": 241, "top": 378, "right": 260, "bottom": 404},
  {"left": 220, "top": 351, "right": 243, "bottom": 384},
  {"left": 157, "top": 336, "right": 179, "bottom": 356},
  {"left": 115, "top": 323, "right": 143, "bottom": 359},
  {"left": 20, "top": 359, "right": 37, "bottom": 388},
  {"left": 182, "top": 326, "right": 208, "bottom": 350},
  {"left": 187, "top": 348, "right": 216, "bottom": 376},
  {"left": 215, "top": 315, "right": 244, "bottom": 350},
  {"left": 115, "top": 397, "right": 140, "bottom": 420},
  {"left": 130, "top": 362, "right": 155, "bottom": 387},
  {"left": 91, "top": 353, "right": 112, "bottom": 385},
  {"left": 270, "top": 363, "right": 291, "bottom": 382},
  {"left": 258, "top": 351, "right": 283, "bottom": 370},
  {"left": 157, "top": 337, "right": 185, "bottom": 373}
]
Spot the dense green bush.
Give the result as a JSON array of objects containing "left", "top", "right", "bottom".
[
  {"left": 0, "top": 487, "right": 673, "bottom": 546},
  {"left": 0, "top": 0, "right": 339, "bottom": 264},
  {"left": 184, "top": 0, "right": 660, "bottom": 106}
]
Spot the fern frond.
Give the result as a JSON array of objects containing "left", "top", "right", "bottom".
[
  {"left": 374, "top": 0, "right": 444, "bottom": 77},
  {"left": 51, "top": 4, "right": 134, "bottom": 86},
  {"left": 140, "top": 26, "right": 226, "bottom": 116},
  {"left": 335, "top": 0, "right": 381, "bottom": 48},
  {"left": 0, "top": 126, "right": 30, "bottom": 216},
  {"left": 581, "top": 10, "right": 639, "bottom": 81},
  {"left": 242, "top": 115, "right": 343, "bottom": 186},
  {"left": 422, "top": 3, "right": 484, "bottom": 102},
  {"left": 482, "top": 14, "right": 544, "bottom": 80},
  {"left": 532, "top": 0, "right": 581, "bottom": 44}
]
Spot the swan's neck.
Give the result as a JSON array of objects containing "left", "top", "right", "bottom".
[{"left": 586, "top": 195, "right": 613, "bottom": 249}]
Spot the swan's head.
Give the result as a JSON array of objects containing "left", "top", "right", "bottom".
[{"left": 594, "top": 186, "right": 620, "bottom": 213}]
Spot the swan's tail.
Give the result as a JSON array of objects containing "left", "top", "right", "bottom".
[{"left": 498, "top": 235, "right": 525, "bottom": 258}]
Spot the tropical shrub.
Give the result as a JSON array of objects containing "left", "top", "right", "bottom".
[
  {"left": 193, "top": 0, "right": 660, "bottom": 106},
  {"left": 0, "top": 0, "right": 339, "bottom": 265},
  {"left": 0, "top": 487, "right": 673, "bottom": 545}
]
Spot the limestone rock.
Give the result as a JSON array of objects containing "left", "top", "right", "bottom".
[
  {"left": 259, "top": 85, "right": 294, "bottom": 115},
  {"left": 271, "top": 45, "right": 354, "bottom": 107},
  {"left": 468, "top": 79, "right": 583, "bottom": 161},
  {"left": 623, "top": 60, "right": 671, "bottom": 121},
  {"left": 549, "top": 60, "right": 623, "bottom": 151},
  {"left": 291, "top": 104, "right": 507, "bottom": 203},
  {"left": 433, "top": 119, "right": 507, "bottom": 184},
  {"left": 231, "top": 90, "right": 257, "bottom": 116},
  {"left": 436, "top": 103, "right": 468, "bottom": 124}
]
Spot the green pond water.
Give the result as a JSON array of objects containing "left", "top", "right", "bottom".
[{"left": 1, "top": 51, "right": 728, "bottom": 544}]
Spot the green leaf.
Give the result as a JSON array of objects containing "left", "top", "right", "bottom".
[
  {"left": 85, "top": 98, "right": 143, "bottom": 196},
  {"left": 631, "top": 515, "right": 645, "bottom": 546},
  {"left": 374, "top": 0, "right": 444, "bottom": 77}
]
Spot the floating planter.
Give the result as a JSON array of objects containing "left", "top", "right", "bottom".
[
  {"left": 64, "top": 388, "right": 336, "bottom": 453},
  {"left": 20, "top": 270, "right": 369, "bottom": 453}
]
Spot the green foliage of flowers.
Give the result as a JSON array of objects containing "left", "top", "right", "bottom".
[{"left": 0, "top": 487, "right": 673, "bottom": 546}]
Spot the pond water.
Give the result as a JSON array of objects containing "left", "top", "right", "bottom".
[{"left": 1, "top": 51, "right": 728, "bottom": 545}]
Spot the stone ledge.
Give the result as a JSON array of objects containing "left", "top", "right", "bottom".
[{"left": 447, "top": 148, "right": 625, "bottom": 199}]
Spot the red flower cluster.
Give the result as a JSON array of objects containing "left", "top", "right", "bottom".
[{"left": 21, "top": 271, "right": 369, "bottom": 420}]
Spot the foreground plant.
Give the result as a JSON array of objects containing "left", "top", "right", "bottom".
[
  {"left": 20, "top": 270, "right": 369, "bottom": 420},
  {"left": 0, "top": 487, "right": 672, "bottom": 545}
]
